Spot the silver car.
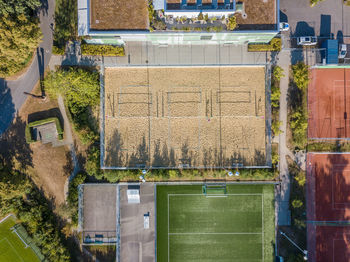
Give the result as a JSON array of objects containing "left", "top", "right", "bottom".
[{"left": 297, "top": 36, "right": 317, "bottom": 46}]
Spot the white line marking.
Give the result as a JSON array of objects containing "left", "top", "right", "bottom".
[
  {"left": 262, "top": 193, "right": 264, "bottom": 262},
  {"left": 168, "top": 194, "right": 169, "bottom": 262},
  {"left": 168, "top": 193, "right": 263, "bottom": 196}
]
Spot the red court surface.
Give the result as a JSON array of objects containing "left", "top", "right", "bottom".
[
  {"left": 308, "top": 68, "right": 350, "bottom": 139},
  {"left": 307, "top": 153, "right": 350, "bottom": 262}
]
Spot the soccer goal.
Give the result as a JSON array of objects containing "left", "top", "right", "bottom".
[{"left": 202, "top": 184, "right": 227, "bottom": 197}]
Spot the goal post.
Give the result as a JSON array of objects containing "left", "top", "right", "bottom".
[{"left": 202, "top": 184, "right": 227, "bottom": 197}]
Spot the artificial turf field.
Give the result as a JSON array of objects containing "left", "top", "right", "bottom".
[
  {"left": 156, "top": 184, "right": 275, "bottom": 262},
  {"left": 0, "top": 216, "right": 39, "bottom": 262}
]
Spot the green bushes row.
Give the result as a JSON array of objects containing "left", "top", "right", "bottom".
[
  {"left": 67, "top": 172, "right": 87, "bottom": 225},
  {"left": 25, "top": 117, "right": 64, "bottom": 143},
  {"left": 271, "top": 66, "right": 284, "bottom": 137},
  {"left": 289, "top": 62, "right": 309, "bottom": 149},
  {"left": 81, "top": 43, "right": 125, "bottom": 56},
  {"left": 248, "top": 38, "right": 282, "bottom": 52}
]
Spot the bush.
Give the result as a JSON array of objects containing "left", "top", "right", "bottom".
[
  {"left": 52, "top": 45, "right": 65, "bottom": 55},
  {"left": 248, "top": 38, "right": 282, "bottom": 52},
  {"left": 271, "top": 84, "right": 281, "bottom": 108},
  {"left": 25, "top": 125, "right": 34, "bottom": 143},
  {"left": 310, "top": 0, "right": 323, "bottom": 7},
  {"left": 67, "top": 172, "right": 87, "bottom": 224},
  {"left": 292, "top": 199, "right": 303, "bottom": 209},
  {"left": 272, "top": 120, "right": 282, "bottom": 136},
  {"left": 81, "top": 43, "right": 125, "bottom": 56},
  {"left": 226, "top": 15, "right": 237, "bottom": 31},
  {"left": 292, "top": 62, "right": 309, "bottom": 91},
  {"left": 273, "top": 66, "right": 285, "bottom": 81},
  {"left": 290, "top": 108, "right": 308, "bottom": 149}
]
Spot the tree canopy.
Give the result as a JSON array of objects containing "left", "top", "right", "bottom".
[
  {"left": 0, "top": 0, "right": 42, "bottom": 77},
  {"left": 0, "top": 0, "right": 41, "bottom": 17},
  {"left": 0, "top": 14, "right": 42, "bottom": 77},
  {"left": 44, "top": 68, "right": 100, "bottom": 114}
]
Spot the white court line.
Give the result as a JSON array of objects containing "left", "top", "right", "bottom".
[
  {"left": 262, "top": 193, "right": 264, "bottom": 262},
  {"left": 331, "top": 168, "right": 350, "bottom": 210},
  {"left": 168, "top": 194, "right": 169, "bottom": 262}
]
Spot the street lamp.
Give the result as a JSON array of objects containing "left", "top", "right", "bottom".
[{"left": 280, "top": 231, "right": 308, "bottom": 260}]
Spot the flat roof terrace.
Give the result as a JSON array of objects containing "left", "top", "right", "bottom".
[
  {"left": 102, "top": 66, "right": 268, "bottom": 169},
  {"left": 90, "top": 0, "right": 149, "bottom": 30}
]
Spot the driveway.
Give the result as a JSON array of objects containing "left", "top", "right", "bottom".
[
  {"left": 0, "top": 0, "right": 55, "bottom": 135},
  {"left": 281, "top": 0, "right": 350, "bottom": 38}
]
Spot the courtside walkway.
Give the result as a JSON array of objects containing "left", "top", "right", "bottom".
[
  {"left": 49, "top": 41, "right": 269, "bottom": 70},
  {"left": 275, "top": 48, "right": 293, "bottom": 226}
]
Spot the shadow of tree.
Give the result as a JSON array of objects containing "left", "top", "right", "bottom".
[{"left": 0, "top": 114, "right": 33, "bottom": 170}]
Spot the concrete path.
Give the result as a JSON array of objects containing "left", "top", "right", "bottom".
[
  {"left": 275, "top": 45, "right": 293, "bottom": 226},
  {"left": 0, "top": 0, "right": 55, "bottom": 135},
  {"left": 57, "top": 95, "right": 80, "bottom": 200}
]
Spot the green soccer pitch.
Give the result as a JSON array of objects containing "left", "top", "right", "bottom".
[
  {"left": 0, "top": 216, "right": 40, "bottom": 262},
  {"left": 156, "top": 184, "right": 275, "bottom": 262}
]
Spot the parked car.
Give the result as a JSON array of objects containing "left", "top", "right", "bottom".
[
  {"left": 297, "top": 36, "right": 317, "bottom": 46},
  {"left": 279, "top": 22, "right": 289, "bottom": 32},
  {"left": 339, "top": 44, "right": 347, "bottom": 59}
]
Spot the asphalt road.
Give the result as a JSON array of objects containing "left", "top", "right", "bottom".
[
  {"left": 280, "top": 0, "right": 350, "bottom": 38},
  {"left": 0, "top": 0, "right": 55, "bottom": 135}
]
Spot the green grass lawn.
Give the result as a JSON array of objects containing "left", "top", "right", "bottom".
[
  {"left": 157, "top": 184, "right": 275, "bottom": 262},
  {"left": 0, "top": 216, "right": 40, "bottom": 262}
]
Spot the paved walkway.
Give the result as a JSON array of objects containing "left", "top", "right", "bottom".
[
  {"left": 48, "top": 41, "right": 269, "bottom": 69},
  {"left": 275, "top": 47, "right": 293, "bottom": 226},
  {"left": 57, "top": 95, "right": 80, "bottom": 200}
]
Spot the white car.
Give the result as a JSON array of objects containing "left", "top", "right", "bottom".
[
  {"left": 279, "top": 22, "right": 289, "bottom": 31},
  {"left": 339, "top": 44, "right": 347, "bottom": 59},
  {"left": 297, "top": 36, "right": 317, "bottom": 46}
]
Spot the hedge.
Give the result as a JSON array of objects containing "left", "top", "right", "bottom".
[
  {"left": 26, "top": 117, "right": 64, "bottom": 143},
  {"left": 81, "top": 43, "right": 125, "bottom": 56},
  {"left": 248, "top": 38, "right": 282, "bottom": 52},
  {"left": 52, "top": 45, "right": 65, "bottom": 55}
]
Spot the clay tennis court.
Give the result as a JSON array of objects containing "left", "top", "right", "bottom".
[
  {"left": 307, "top": 153, "right": 350, "bottom": 262},
  {"left": 308, "top": 68, "right": 350, "bottom": 139},
  {"left": 102, "top": 66, "right": 268, "bottom": 168}
]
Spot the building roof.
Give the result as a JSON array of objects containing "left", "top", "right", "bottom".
[
  {"left": 89, "top": 0, "right": 149, "bottom": 31},
  {"left": 235, "top": 0, "right": 277, "bottom": 30}
]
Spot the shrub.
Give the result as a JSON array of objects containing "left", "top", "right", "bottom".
[
  {"left": 292, "top": 199, "right": 303, "bottom": 209},
  {"left": 310, "top": 0, "right": 323, "bottom": 7},
  {"left": 198, "top": 12, "right": 204, "bottom": 20},
  {"left": 67, "top": 172, "right": 87, "bottom": 224},
  {"left": 292, "top": 62, "right": 309, "bottom": 91},
  {"left": 81, "top": 43, "right": 125, "bottom": 56},
  {"left": 25, "top": 125, "right": 34, "bottom": 143},
  {"left": 290, "top": 108, "right": 308, "bottom": 149},
  {"left": 52, "top": 45, "right": 65, "bottom": 55},
  {"left": 226, "top": 15, "right": 237, "bottom": 31},
  {"left": 271, "top": 84, "right": 281, "bottom": 108},
  {"left": 272, "top": 120, "right": 282, "bottom": 136},
  {"left": 273, "top": 66, "right": 285, "bottom": 81},
  {"left": 248, "top": 38, "right": 282, "bottom": 52}
]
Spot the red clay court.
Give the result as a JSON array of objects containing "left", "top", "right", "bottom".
[
  {"left": 307, "top": 153, "right": 350, "bottom": 262},
  {"left": 308, "top": 68, "right": 350, "bottom": 139}
]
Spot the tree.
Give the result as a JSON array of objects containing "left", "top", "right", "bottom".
[
  {"left": 44, "top": 68, "right": 100, "bottom": 114},
  {"left": 0, "top": 0, "right": 41, "bottom": 17},
  {"left": 0, "top": 14, "right": 42, "bottom": 77}
]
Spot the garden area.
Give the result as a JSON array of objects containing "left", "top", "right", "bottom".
[{"left": 248, "top": 38, "right": 282, "bottom": 52}]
